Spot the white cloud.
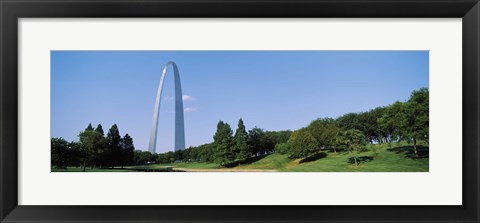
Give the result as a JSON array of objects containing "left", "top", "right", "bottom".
[
  {"left": 184, "top": 107, "right": 197, "bottom": 112},
  {"left": 182, "top": 95, "right": 196, "bottom": 101}
]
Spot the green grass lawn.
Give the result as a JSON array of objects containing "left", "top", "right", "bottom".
[
  {"left": 52, "top": 142, "right": 428, "bottom": 172},
  {"left": 179, "top": 142, "right": 428, "bottom": 172},
  {"left": 51, "top": 167, "right": 137, "bottom": 172},
  {"left": 281, "top": 147, "right": 428, "bottom": 172},
  {"left": 233, "top": 154, "right": 293, "bottom": 170},
  {"left": 285, "top": 142, "right": 428, "bottom": 172}
]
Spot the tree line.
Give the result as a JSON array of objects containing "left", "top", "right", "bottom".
[
  {"left": 52, "top": 88, "right": 428, "bottom": 169},
  {"left": 133, "top": 123, "right": 292, "bottom": 166},
  {"left": 211, "top": 119, "right": 292, "bottom": 166},
  {"left": 51, "top": 123, "right": 135, "bottom": 171},
  {"left": 276, "top": 88, "right": 429, "bottom": 166},
  {"left": 147, "top": 88, "right": 428, "bottom": 167}
]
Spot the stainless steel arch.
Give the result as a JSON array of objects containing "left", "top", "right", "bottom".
[{"left": 148, "top": 61, "right": 185, "bottom": 154}]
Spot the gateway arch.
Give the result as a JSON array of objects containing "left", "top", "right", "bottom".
[{"left": 148, "top": 61, "right": 185, "bottom": 154}]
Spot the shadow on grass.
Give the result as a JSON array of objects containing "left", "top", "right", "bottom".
[
  {"left": 347, "top": 156, "right": 374, "bottom": 165},
  {"left": 223, "top": 154, "right": 269, "bottom": 168},
  {"left": 387, "top": 145, "right": 429, "bottom": 159},
  {"left": 124, "top": 166, "right": 186, "bottom": 172},
  {"left": 299, "top": 152, "right": 327, "bottom": 164}
]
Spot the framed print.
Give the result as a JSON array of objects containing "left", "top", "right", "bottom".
[{"left": 1, "top": 0, "right": 479, "bottom": 222}]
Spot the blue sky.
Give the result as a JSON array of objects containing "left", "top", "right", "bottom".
[{"left": 51, "top": 51, "right": 429, "bottom": 153}]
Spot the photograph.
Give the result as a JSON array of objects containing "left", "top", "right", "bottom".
[
  {"left": 3, "top": 0, "right": 477, "bottom": 221},
  {"left": 51, "top": 50, "right": 429, "bottom": 172}
]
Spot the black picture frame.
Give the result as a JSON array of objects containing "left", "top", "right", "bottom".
[{"left": 1, "top": 0, "right": 479, "bottom": 222}]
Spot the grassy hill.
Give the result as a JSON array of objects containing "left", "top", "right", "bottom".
[
  {"left": 52, "top": 142, "right": 428, "bottom": 172},
  {"left": 233, "top": 142, "right": 428, "bottom": 172},
  {"left": 136, "top": 142, "right": 428, "bottom": 172}
]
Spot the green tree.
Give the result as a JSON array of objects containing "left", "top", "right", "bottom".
[
  {"left": 403, "top": 88, "right": 429, "bottom": 155},
  {"left": 198, "top": 143, "right": 215, "bottom": 162},
  {"left": 368, "top": 107, "right": 388, "bottom": 143},
  {"left": 120, "top": 133, "right": 135, "bottom": 167},
  {"left": 133, "top": 150, "right": 156, "bottom": 165},
  {"left": 174, "top": 150, "right": 184, "bottom": 161},
  {"left": 95, "top": 124, "right": 104, "bottom": 136},
  {"left": 288, "top": 128, "right": 318, "bottom": 160},
  {"left": 86, "top": 123, "right": 94, "bottom": 131},
  {"left": 106, "top": 124, "right": 122, "bottom": 167},
  {"left": 154, "top": 151, "right": 175, "bottom": 164},
  {"left": 337, "top": 113, "right": 362, "bottom": 131},
  {"left": 182, "top": 148, "right": 192, "bottom": 162},
  {"left": 336, "top": 129, "right": 366, "bottom": 166},
  {"left": 68, "top": 141, "right": 83, "bottom": 167},
  {"left": 358, "top": 107, "right": 385, "bottom": 144},
  {"left": 79, "top": 124, "right": 104, "bottom": 171},
  {"left": 265, "top": 130, "right": 292, "bottom": 145},
  {"left": 51, "top": 137, "right": 70, "bottom": 169},
  {"left": 234, "top": 118, "right": 250, "bottom": 164},
  {"left": 213, "top": 121, "right": 234, "bottom": 166},
  {"left": 248, "top": 127, "right": 275, "bottom": 156},
  {"left": 94, "top": 124, "right": 107, "bottom": 167},
  {"left": 324, "top": 122, "right": 341, "bottom": 152},
  {"left": 307, "top": 118, "right": 340, "bottom": 152},
  {"left": 133, "top": 150, "right": 143, "bottom": 164},
  {"left": 165, "top": 151, "right": 175, "bottom": 163},
  {"left": 378, "top": 101, "right": 405, "bottom": 143},
  {"left": 51, "top": 138, "right": 83, "bottom": 169},
  {"left": 274, "top": 141, "right": 293, "bottom": 154}
]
